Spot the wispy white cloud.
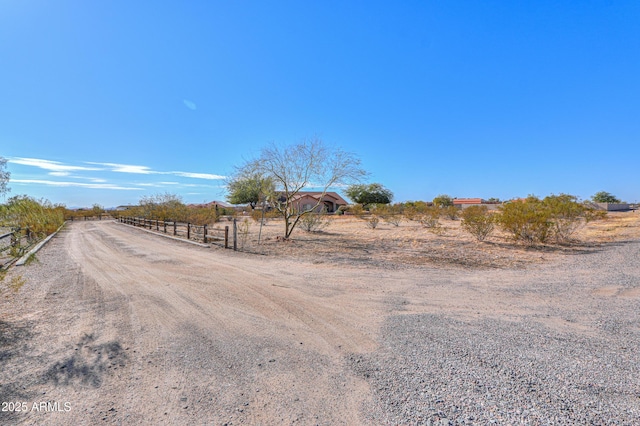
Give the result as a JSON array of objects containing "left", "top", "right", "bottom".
[
  {"left": 12, "top": 179, "right": 142, "bottom": 190},
  {"left": 183, "top": 99, "right": 197, "bottom": 110},
  {"left": 48, "top": 172, "right": 107, "bottom": 183},
  {"left": 134, "top": 181, "right": 181, "bottom": 188},
  {"left": 9, "top": 157, "right": 101, "bottom": 172},
  {"left": 10, "top": 157, "right": 225, "bottom": 191},
  {"left": 86, "top": 162, "right": 153, "bottom": 174},
  {"left": 171, "top": 171, "right": 226, "bottom": 180},
  {"left": 88, "top": 161, "right": 225, "bottom": 180}
]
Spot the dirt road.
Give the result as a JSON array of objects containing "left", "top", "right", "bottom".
[
  {"left": 2, "top": 220, "right": 639, "bottom": 424},
  {"left": 1, "top": 221, "right": 410, "bottom": 424}
]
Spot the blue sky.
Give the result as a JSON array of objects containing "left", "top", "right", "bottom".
[{"left": 1, "top": 1, "right": 639, "bottom": 207}]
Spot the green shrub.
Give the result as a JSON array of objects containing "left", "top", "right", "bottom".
[
  {"left": 0, "top": 195, "right": 64, "bottom": 239},
  {"left": 187, "top": 206, "right": 220, "bottom": 226},
  {"left": 461, "top": 205, "right": 495, "bottom": 241},
  {"left": 591, "top": 191, "right": 621, "bottom": 203},
  {"left": 350, "top": 204, "right": 366, "bottom": 217},
  {"left": 299, "top": 209, "right": 331, "bottom": 232},
  {"left": 497, "top": 196, "right": 551, "bottom": 245},
  {"left": 543, "top": 194, "right": 587, "bottom": 243},
  {"left": 380, "top": 203, "right": 403, "bottom": 226},
  {"left": 432, "top": 194, "right": 453, "bottom": 207},
  {"left": 418, "top": 207, "right": 443, "bottom": 233},
  {"left": 498, "top": 194, "right": 604, "bottom": 245},
  {"left": 402, "top": 201, "right": 429, "bottom": 221},
  {"left": 443, "top": 205, "right": 459, "bottom": 220}
]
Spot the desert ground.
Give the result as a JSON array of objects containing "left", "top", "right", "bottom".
[{"left": 1, "top": 212, "right": 639, "bottom": 424}]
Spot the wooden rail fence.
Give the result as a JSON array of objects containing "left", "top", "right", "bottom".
[
  {"left": 0, "top": 228, "right": 37, "bottom": 268},
  {"left": 66, "top": 214, "right": 112, "bottom": 221},
  {"left": 118, "top": 216, "right": 237, "bottom": 250}
]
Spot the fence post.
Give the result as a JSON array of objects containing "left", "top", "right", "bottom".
[
  {"left": 225, "top": 226, "right": 229, "bottom": 249},
  {"left": 173, "top": 221, "right": 177, "bottom": 236},
  {"left": 163, "top": 221, "right": 167, "bottom": 234},
  {"left": 203, "top": 224, "right": 208, "bottom": 243},
  {"left": 156, "top": 220, "right": 159, "bottom": 231},
  {"left": 233, "top": 218, "right": 237, "bottom": 251},
  {"left": 187, "top": 223, "right": 191, "bottom": 240}
]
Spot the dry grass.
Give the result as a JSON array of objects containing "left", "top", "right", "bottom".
[{"left": 234, "top": 211, "right": 640, "bottom": 269}]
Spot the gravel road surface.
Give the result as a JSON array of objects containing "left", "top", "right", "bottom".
[{"left": 1, "top": 220, "right": 638, "bottom": 425}]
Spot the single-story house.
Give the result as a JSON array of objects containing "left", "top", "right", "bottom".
[
  {"left": 453, "top": 198, "right": 486, "bottom": 206},
  {"left": 286, "top": 191, "right": 349, "bottom": 213},
  {"left": 188, "top": 200, "right": 237, "bottom": 210},
  {"left": 453, "top": 198, "right": 501, "bottom": 210}
]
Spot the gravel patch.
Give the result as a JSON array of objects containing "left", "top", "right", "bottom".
[{"left": 349, "top": 241, "right": 640, "bottom": 425}]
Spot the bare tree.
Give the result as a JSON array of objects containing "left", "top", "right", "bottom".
[
  {"left": 243, "top": 139, "right": 366, "bottom": 239},
  {"left": 0, "top": 156, "right": 10, "bottom": 199}
]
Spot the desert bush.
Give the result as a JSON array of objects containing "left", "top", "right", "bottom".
[
  {"left": 461, "top": 205, "right": 495, "bottom": 241},
  {"left": 415, "top": 207, "right": 444, "bottom": 234},
  {"left": 432, "top": 194, "right": 454, "bottom": 207},
  {"left": 497, "top": 196, "right": 552, "bottom": 245},
  {"left": 443, "top": 205, "right": 459, "bottom": 220},
  {"left": 136, "top": 193, "right": 188, "bottom": 222},
  {"left": 0, "top": 195, "right": 65, "bottom": 239},
  {"left": 498, "top": 194, "right": 604, "bottom": 245},
  {"left": 380, "top": 204, "right": 403, "bottom": 227},
  {"left": 237, "top": 218, "right": 251, "bottom": 249},
  {"left": 543, "top": 194, "right": 587, "bottom": 243},
  {"left": 418, "top": 206, "right": 441, "bottom": 228},
  {"left": 187, "top": 206, "right": 220, "bottom": 226},
  {"left": 402, "top": 201, "right": 429, "bottom": 221},
  {"left": 299, "top": 209, "right": 331, "bottom": 232},
  {"left": 584, "top": 208, "right": 607, "bottom": 223},
  {"left": 250, "top": 208, "right": 263, "bottom": 222},
  {"left": 366, "top": 215, "right": 380, "bottom": 229},
  {"left": 384, "top": 215, "right": 402, "bottom": 227},
  {"left": 350, "top": 204, "right": 366, "bottom": 217}
]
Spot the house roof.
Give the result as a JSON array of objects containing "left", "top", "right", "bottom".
[
  {"left": 289, "top": 191, "right": 348, "bottom": 205},
  {"left": 453, "top": 198, "right": 486, "bottom": 204}
]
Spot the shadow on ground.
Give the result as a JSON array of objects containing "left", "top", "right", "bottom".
[{"left": 44, "top": 333, "right": 127, "bottom": 388}]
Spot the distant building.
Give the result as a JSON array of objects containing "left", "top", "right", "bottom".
[
  {"left": 281, "top": 191, "right": 348, "bottom": 213},
  {"left": 188, "top": 200, "right": 235, "bottom": 209},
  {"left": 453, "top": 198, "right": 486, "bottom": 206},
  {"left": 453, "top": 198, "right": 501, "bottom": 210},
  {"left": 586, "top": 202, "right": 631, "bottom": 212}
]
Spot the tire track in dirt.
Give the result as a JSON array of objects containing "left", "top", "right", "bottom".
[{"left": 62, "top": 221, "right": 384, "bottom": 424}]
